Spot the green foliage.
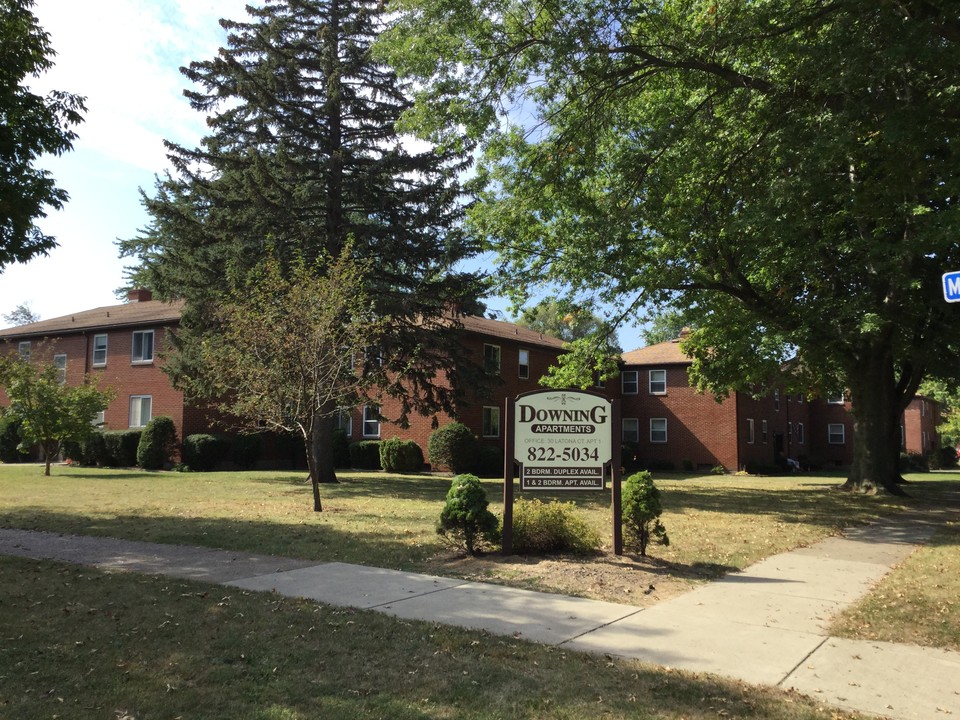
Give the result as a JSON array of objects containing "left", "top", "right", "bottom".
[
  {"left": 136, "top": 416, "right": 178, "bottom": 470},
  {"left": 510, "top": 499, "right": 602, "bottom": 556},
  {"left": 474, "top": 444, "right": 504, "bottom": 478},
  {"left": 711, "top": 464, "right": 727, "bottom": 475},
  {"left": 379, "top": 438, "right": 424, "bottom": 473},
  {"left": 383, "top": 0, "right": 960, "bottom": 493},
  {"left": 428, "top": 422, "right": 478, "bottom": 474},
  {"left": 0, "top": 0, "right": 85, "bottom": 267},
  {"left": 349, "top": 441, "right": 382, "bottom": 470},
  {"left": 102, "top": 430, "right": 142, "bottom": 468},
  {"left": 0, "top": 355, "right": 113, "bottom": 475},
  {"left": 331, "top": 428, "right": 350, "bottom": 469},
  {"left": 182, "top": 434, "right": 230, "bottom": 472},
  {"left": 622, "top": 472, "right": 670, "bottom": 557},
  {"left": 0, "top": 413, "right": 31, "bottom": 463},
  {"left": 230, "top": 433, "right": 264, "bottom": 470},
  {"left": 79, "top": 431, "right": 107, "bottom": 467},
  {"left": 436, "top": 473, "right": 499, "bottom": 555}
]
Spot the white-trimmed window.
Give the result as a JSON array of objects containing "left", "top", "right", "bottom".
[
  {"left": 828, "top": 394, "right": 845, "bottom": 404},
  {"left": 650, "top": 418, "right": 668, "bottom": 443},
  {"left": 595, "top": 374, "right": 605, "bottom": 390},
  {"left": 483, "top": 343, "right": 501, "bottom": 375},
  {"left": 921, "top": 400, "right": 927, "bottom": 417},
  {"left": 18, "top": 341, "right": 30, "bottom": 360},
  {"left": 518, "top": 349, "right": 530, "bottom": 380},
  {"left": 92, "top": 410, "right": 105, "bottom": 428},
  {"left": 773, "top": 389, "right": 780, "bottom": 412},
  {"left": 797, "top": 422, "right": 805, "bottom": 444},
  {"left": 362, "top": 405, "right": 380, "bottom": 438},
  {"left": 336, "top": 409, "right": 353, "bottom": 437},
  {"left": 648, "top": 369, "right": 667, "bottom": 395},
  {"left": 761, "top": 419, "right": 768, "bottom": 444},
  {"left": 129, "top": 395, "right": 152, "bottom": 428},
  {"left": 622, "top": 370, "right": 639, "bottom": 394},
  {"left": 922, "top": 430, "right": 928, "bottom": 449},
  {"left": 132, "top": 330, "right": 154, "bottom": 364},
  {"left": 482, "top": 406, "right": 501, "bottom": 437},
  {"left": 622, "top": 418, "right": 640, "bottom": 444},
  {"left": 54, "top": 353, "right": 67, "bottom": 384},
  {"left": 828, "top": 423, "right": 845, "bottom": 444},
  {"left": 93, "top": 334, "right": 108, "bottom": 367},
  {"left": 746, "top": 418, "right": 755, "bottom": 444},
  {"left": 900, "top": 424, "right": 905, "bottom": 448}
]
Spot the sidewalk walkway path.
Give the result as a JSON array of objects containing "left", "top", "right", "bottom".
[{"left": 1, "top": 505, "right": 958, "bottom": 720}]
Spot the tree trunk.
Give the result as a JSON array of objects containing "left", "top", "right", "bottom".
[
  {"left": 841, "top": 349, "right": 908, "bottom": 496},
  {"left": 304, "top": 411, "right": 339, "bottom": 512}
]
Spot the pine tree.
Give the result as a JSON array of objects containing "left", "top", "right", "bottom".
[{"left": 120, "top": 0, "right": 485, "bottom": 492}]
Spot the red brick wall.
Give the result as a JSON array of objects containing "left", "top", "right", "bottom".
[
  {"left": 902, "top": 397, "right": 940, "bottom": 455},
  {"left": 807, "top": 399, "right": 854, "bottom": 467}
]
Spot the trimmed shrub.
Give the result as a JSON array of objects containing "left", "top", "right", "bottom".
[
  {"left": 428, "top": 422, "right": 478, "bottom": 474},
  {"left": 622, "top": 471, "right": 670, "bottom": 557},
  {"left": 437, "top": 473, "right": 499, "bottom": 555},
  {"left": 349, "top": 440, "right": 381, "bottom": 470},
  {"left": 0, "top": 414, "right": 31, "bottom": 463},
  {"left": 474, "top": 444, "right": 503, "bottom": 478},
  {"left": 136, "top": 416, "right": 178, "bottom": 470},
  {"left": 231, "top": 433, "right": 264, "bottom": 469},
  {"left": 510, "top": 499, "right": 602, "bottom": 556},
  {"left": 182, "top": 433, "right": 230, "bottom": 472},
  {"left": 937, "top": 445, "right": 959, "bottom": 470},
  {"left": 79, "top": 432, "right": 108, "bottom": 467},
  {"left": 103, "top": 430, "right": 142, "bottom": 467},
  {"left": 332, "top": 428, "right": 351, "bottom": 468},
  {"left": 900, "top": 451, "right": 927, "bottom": 473},
  {"left": 379, "top": 438, "right": 424, "bottom": 473}
]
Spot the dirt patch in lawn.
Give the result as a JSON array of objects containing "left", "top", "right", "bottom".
[{"left": 421, "top": 550, "right": 732, "bottom": 606}]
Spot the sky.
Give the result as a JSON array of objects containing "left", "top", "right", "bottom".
[{"left": 7, "top": 0, "right": 643, "bottom": 348}]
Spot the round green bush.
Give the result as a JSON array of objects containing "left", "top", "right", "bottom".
[
  {"left": 136, "top": 416, "right": 178, "bottom": 470},
  {"left": 511, "top": 499, "right": 602, "bottom": 555},
  {"left": 379, "top": 438, "right": 424, "bottom": 472},
  {"left": 622, "top": 471, "right": 670, "bottom": 556},
  {"left": 428, "top": 422, "right": 478, "bottom": 474},
  {"left": 182, "top": 433, "right": 230, "bottom": 472},
  {"left": 437, "top": 473, "right": 499, "bottom": 555},
  {"left": 349, "top": 440, "right": 381, "bottom": 470}
]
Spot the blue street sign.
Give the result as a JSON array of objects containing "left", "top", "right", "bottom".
[{"left": 944, "top": 272, "right": 960, "bottom": 303}]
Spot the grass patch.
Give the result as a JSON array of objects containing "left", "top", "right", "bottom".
[
  {"left": 0, "top": 555, "right": 869, "bottom": 720},
  {"left": 0, "top": 464, "right": 957, "bottom": 603},
  {"left": 828, "top": 518, "right": 960, "bottom": 651}
]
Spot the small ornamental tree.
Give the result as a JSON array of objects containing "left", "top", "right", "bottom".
[
  {"left": 437, "top": 473, "right": 498, "bottom": 555},
  {"left": 0, "top": 355, "right": 113, "bottom": 476},
  {"left": 622, "top": 471, "right": 670, "bottom": 557}
]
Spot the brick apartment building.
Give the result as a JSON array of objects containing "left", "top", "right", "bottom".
[
  {"left": 0, "top": 291, "right": 566, "bottom": 467},
  {"left": 618, "top": 332, "right": 941, "bottom": 472},
  {"left": 0, "top": 293, "right": 940, "bottom": 471}
]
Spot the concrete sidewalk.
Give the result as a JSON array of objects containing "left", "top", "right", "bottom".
[{"left": 1, "top": 508, "right": 958, "bottom": 720}]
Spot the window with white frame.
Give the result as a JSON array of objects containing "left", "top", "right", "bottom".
[
  {"left": 797, "top": 422, "right": 805, "bottom": 444},
  {"left": 92, "top": 410, "right": 105, "bottom": 428},
  {"left": 93, "top": 334, "right": 107, "bottom": 367},
  {"left": 773, "top": 388, "right": 780, "bottom": 412},
  {"left": 518, "top": 349, "right": 530, "bottom": 380},
  {"left": 483, "top": 344, "right": 501, "bottom": 375},
  {"left": 828, "top": 394, "right": 845, "bottom": 404},
  {"left": 129, "top": 395, "right": 152, "bottom": 428},
  {"left": 362, "top": 405, "right": 380, "bottom": 437},
  {"left": 648, "top": 369, "right": 667, "bottom": 395},
  {"left": 482, "top": 406, "right": 501, "bottom": 437},
  {"left": 746, "top": 418, "right": 755, "bottom": 444},
  {"left": 900, "top": 424, "right": 905, "bottom": 448},
  {"left": 622, "top": 418, "right": 639, "bottom": 444},
  {"left": 828, "top": 423, "right": 845, "bottom": 444},
  {"left": 761, "top": 419, "right": 768, "bottom": 444},
  {"left": 132, "top": 330, "right": 154, "bottom": 363},
  {"left": 650, "top": 417, "right": 668, "bottom": 443},
  {"left": 364, "top": 346, "right": 383, "bottom": 371},
  {"left": 54, "top": 353, "right": 67, "bottom": 384},
  {"left": 622, "top": 370, "right": 639, "bottom": 394},
  {"left": 922, "top": 430, "right": 928, "bottom": 449},
  {"left": 335, "top": 409, "right": 353, "bottom": 437},
  {"left": 18, "top": 341, "right": 30, "bottom": 360},
  {"left": 595, "top": 373, "right": 605, "bottom": 390},
  {"left": 921, "top": 400, "right": 926, "bottom": 417}
]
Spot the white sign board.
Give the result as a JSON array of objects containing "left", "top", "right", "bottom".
[
  {"left": 513, "top": 390, "right": 613, "bottom": 490},
  {"left": 944, "top": 271, "right": 960, "bottom": 303}
]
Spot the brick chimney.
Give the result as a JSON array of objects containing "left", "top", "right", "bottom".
[{"left": 127, "top": 288, "right": 153, "bottom": 303}]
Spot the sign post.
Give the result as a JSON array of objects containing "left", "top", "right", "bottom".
[{"left": 503, "top": 389, "right": 622, "bottom": 555}]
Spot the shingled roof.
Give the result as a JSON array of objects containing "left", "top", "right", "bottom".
[
  {"left": 0, "top": 298, "right": 186, "bottom": 340},
  {"left": 621, "top": 329, "right": 693, "bottom": 366},
  {"left": 457, "top": 314, "right": 566, "bottom": 349}
]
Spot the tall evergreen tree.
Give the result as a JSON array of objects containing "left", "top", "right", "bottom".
[{"left": 120, "top": 0, "right": 485, "bottom": 488}]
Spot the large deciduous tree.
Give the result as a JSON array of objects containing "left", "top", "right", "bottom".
[
  {"left": 0, "top": 354, "right": 112, "bottom": 476},
  {"left": 382, "top": 0, "right": 960, "bottom": 494},
  {"left": 119, "top": 0, "right": 486, "bottom": 488},
  {"left": 0, "top": 0, "right": 84, "bottom": 267}
]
